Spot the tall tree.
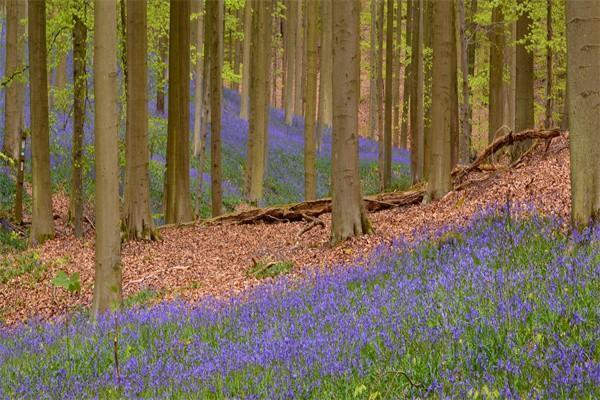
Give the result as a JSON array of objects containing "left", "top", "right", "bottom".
[
  {"left": 165, "top": 0, "right": 194, "bottom": 224},
  {"left": 368, "top": 0, "right": 378, "bottom": 140},
  {"left": 2, "top": 0, "right": 26, "bottom": 162},
  {"left": 206, "top": 0, "right": 223, "bottom": 216},
  {"left": 283, "top": 0, "right": 296, "bottom": 125},
  {"left": 399, "top": 0, "right": 412, "bottom": 149},
  {"left": 376, "top": 0, "right": 384, "bottom": 187},
  {"left": 303, "top": 0, "right": 317, "bottom": 200},
  {"left": 92, "top": 0, "right": 122, "bottom": 316},
  {"left": 316, "top": 0, "right": 333, "bottom": 149},
  {"left": 427, "top": 0, "right": 453, "bottom": 200},
  {"left": 123, "top": 0, "right": 157, "bottom": 240},
  {"left": 383, "top": 0, "right": 393, "bottom": 189},
  {"left": 488, "top": 5, "right": 505, "bottom": 144},
  {"left": 392, "top": 0, "right": 402, "bottom": 148},
  {"left": 458, "top": 0, "right": 470, "bottom": 164},
  {"left": 512, "top": 0, "right": 534, "bottom": 159},
  {"left": 544, "top": 0, "right": 553, "bottom": 128},
  {"left": 156, "top": 35, "right": 167, "bottom": 114},
  {"left": 71, "top": 10, "right": 87, "bottom": 238},
  {"left": 294, "top": 0, "right": 304, "bottom": 117},
  {"left": 29, "top": 0, "right": 55, "bottom": 245},
  {"left": 240, "top": 0, "right": 252, "bottom": 120},
  {"left": 330, "top": 0, "right": 371, "bottom": 245},
  {"left": 410, "top": 0, "right": 424, "bottom": 184},
  {"left": 247, "top": 0, "right": 272, "bottom": 205},
  {"left": 192, "top": 0, "right": 205, "bottom": 156},
  {"left": 566, "top": 0, "right": 600, "bottom": 226}
]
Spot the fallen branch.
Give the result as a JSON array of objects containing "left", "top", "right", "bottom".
[
  {"left": 453, "top": 128, "right": 564, "bottom": 182},
  {"left": 123, "top": 265, "right": 191, "bottom": 290},
  {"left": 298, "top": 215, "right": 325, "bottom": 236}
]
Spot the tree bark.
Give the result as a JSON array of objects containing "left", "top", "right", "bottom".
[
  {"left": 330, "top": 0, "right": 371, "bottom": 245},
  {"left": 303, "top": 0, "right": 317, "bottom": 200},
  {"left": 28, "top": 0, "right": 55, "bottom": 245},
  {"left": 392, "top": 0, "right": 402, "bottom": 148},
  {"left": 206, "top": 0, "right": 223, "bottom": 216},
  {"left": 166, "top": 0, "right": 194, "bottom": 224},
  {"left": 566, "top": 0, "right": 600, "bottom": 226},
  {"left": 410, "top": 0, "right": 424, "bottom": 184},
  {"left": 399, "top": 0, "right": 412, "bottom": 149},
  {"left": 458, "top": 0, "right": 470, "bottom": 164},
  {"left": 92, "top": 0, "right": 122, "bottom": 317},
  {"left": 123, "top": 0, "right": 157, "bottom": 240},
  {"left": 247, "top": 0, "right": 272, "bottom": 205},
  {"left": 488, "top": 5, "right": 504, "bottom": 144},
  {"left": 368, "top": 0, "right": 378, "bottom": 140},
  {"left": 283, "top": 0, "right": 296, "bottom": 125},
  {"left": 383, "top": 0, "right": 393, "bottom": 189},
  {"left": 376, "top": 0, "right": 384, "bottom": 188},
  {"left": 2, "top": 0, "right": 26, "bottom": 162},
  {"left": 240, "top": 0, "right": 252, "bottom": 120},
  {"left": 512, "top": 0, "right": 534, "bottom": 160},
  {"left": 192, "top": 0, "right": 205, "bottom": 157},
  {"left": 156, "top": 35, "right": 167, "bottom": 115},
  {"left": 71, "top": 12, "right": 87, "bottom": 238},
  {"left": 544, "top": 0, "right": 553, "bottom": 129},
  {"left": 294, "top": 0, "right": 304, "bottom": 117}
]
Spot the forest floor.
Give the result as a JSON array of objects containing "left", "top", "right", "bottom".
[{"left": 0, "top": 136, "right": 570, "bottom": 325}]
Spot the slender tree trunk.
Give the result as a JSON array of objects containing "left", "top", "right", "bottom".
[
  {"left": 283, "top": 0, "right": 296, "bottom": 125},
  {"left": 330, "top": 0, "right": 371, "bottom": 245},
  {"left": 410, "top": 0, "right": 424, "bottom": 184},
  {"left": 422, "top": 0, "right": 432, "bottom": 182},
  {"left": 166, "top": 0, "right": 194, "bottom": 223},
  {"left": 71, "top": 13, "right": 87, "bottom": 238},
  {"left": 368, "top": 0, "right": 378, "bottom": 140},
  {"left": 566, "top": 0, "right": 600, "bottom": 226},
  {"left": 488, "top": 5, "right": 504, "bottom": 144},
  {"left": 92, "top": 0, "right": 122, "bottom": 317},
  {"left": 3, "top": 0, "right": 26, "bottom": 162},
  {"left": 503, "top": 21, "right": 516, "bottom": 132},
  {"left": 247, "top": 0, "right": 272, "bottom": 205},
  {"left": 233, "top": 7, "right": 241, "bottom": 92},
  {"left": 512, "top": 0, "right": 534, "bottom": 160},
  {"left": 29, "top": 0, "right": 55, "bottom": 245},
  {"left": 392, "top": 0, "right": 402, "bottom": 148},
  {"left": 123, "top": 0, "right": 157, "bottom": 240},
  {"left": 465, "top": 0, "right": 477, "bottom": 156},
  {"left": 428, "top": 0, "right": 453, "bottom": 200},
  {"left": 156, "top": 35, "right": 167, "bottom": 114},
  {"left": 449, "top": 0, "right": 459, "bottom": 168},
  {"left": 294, "top": 0, "right": 304, "bottom": 117},
  {"left": 544, "top": 0, "right": 553, "bottom": 128},
  {"left": 303, "top": 0, "right": 317, "bottom": 200},
  {"left": 192, "top": 0, "right": 205, "bottom": 156},
  {"left": 240, "top": 0, "right": 252, "bottom": 120},
  {"left": 399, "top": 0, "right": 412, "bottom": 149},
  {"left": 206, "top": 0, "right": 223, "bottom": 216},
  {"left": 376, "top": 0, "right": 384, "bottom": 188},
  {"left": 316, "top": 0, "right": 333, "bottom": 151},
  {"left": 458, "top": 0, "right": 470, "bottom": 164},
  {"left": 383, "top": 0, "right": 393, "bottom": 189}
]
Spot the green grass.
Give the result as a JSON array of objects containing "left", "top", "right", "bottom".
[{"left": 247, "top": 259, "right": 294, "bottom": 279}]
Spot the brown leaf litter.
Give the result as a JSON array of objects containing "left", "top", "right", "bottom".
[{"left": 0, "top": 136, "right": 571, "bottom": 325}]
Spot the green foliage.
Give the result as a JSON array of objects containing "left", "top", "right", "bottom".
[
  {"left": 124, "top": 289, "right": 159, "bottom": 308},
  {"left": 0, "top": 252, "right": 47, "bottom": 284},
  {"left": 0, "top": 230, "right": 26, "bottom": 255},
  {"left": 247, "top": 259, "right": 293, "bottom": 279},
  {"left": 51, "top": 270, "right": 81, "bottom": 295}
]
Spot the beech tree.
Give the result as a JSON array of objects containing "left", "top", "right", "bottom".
[
  {"left": 29, "top": 0, "right": 55, "bottom": 245},
  {"left": 316, "top": 0, "right": 333, "bottom": 149},
  {"left": 330, "top": 0, "right": 371, "bottom": 245},
  {"left": 303, "top": 0, "right": 317, "bottom": 200},
  {"left": 410, "top": 0, "right": 424, "bottom": 184},
  {"left": 383, "top": 0, "right": 393, "bottom": 189},
  {"left": 566, "top": 0, "right": 600, "bottom": 226},
  {"left": 165, "top": 0, "right": 194, "bottom": 224},
  {"left": 92, "top": 0, "right": 122, "bottom": 316},
  {"left": 488, "top": 5, "right": 504, "bottom": 144},
  {"left": 240, "top": 0, "right": 252, "bottom": 120},
  {"left": 123, "top": 0, "right": 157, "bottom": 240}
]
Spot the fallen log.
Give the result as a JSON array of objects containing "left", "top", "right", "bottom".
[
  {"left": 206, "top": 187, "right": 426, "bottom": 226},
  {"left": 453, "top": 128, "right": 564, "bottom": 182}
]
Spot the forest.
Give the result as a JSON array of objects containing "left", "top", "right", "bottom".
[{"left": 0, "top": 0, "right": 598, "bottom": 398}]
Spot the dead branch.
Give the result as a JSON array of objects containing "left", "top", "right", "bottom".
[
  {"left": 123, "top": 265, "right": 191, "bottom": 290},
  {"left": 453, "top": 128, "right": 564, "bottom": 182},
  {"left": 298, "top": 216, "right": 325, "bottom": 236}
]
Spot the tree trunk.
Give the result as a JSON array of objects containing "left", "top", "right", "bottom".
[
  {"left": 192, "top": 0, "right": 205, "bottom": 157},
  {"left": 283, "top": 0, "right": 296, "bottom": 125},
  {"left": 458, "top": 0, "right": 470, "bottom": 164},
  {"left": 368, "top": 0, "right": 378, "bottom": 140},
  {"left": 566, "top": 0, "right": 600, "bottom": 226},
  {"left": 399, "top": 0, "right": 412, "bottom": 149},
  {"left": 71, "top": 12, "right": 87, "bottom": 238},
  {"left": 240, "top": 0, "right": 252, "bottom": 120},
  {"left": 92, "top": 0, "right": 122, "bottom": 317},
  {"left": 123, "top": 0, "right": 157, "bottom": 240},
  {"left": 2, "top": 0, "right": 26, "bottom": 162},
  {"left": 303, "top": 0, "right": 317, "bottom": 200},
  {"left": 465, "top": 0, "right": 477, "bottom": 155},
  {"left": 449, "top": 0, "right": 459, "bottom": 168},
  {"left": 383, "top": 0, "right": 393, "bottom": 189},
  {"left": 165, "top": 0, "right": 194, "bottom": 224},
  {"left": 392, "top": 0, "right": 402, "bottom": 148},
  {"left": 247, "top": 0, "right": 272, "bottom": 205},
  {"left": 488, "top": 5, "right": 504, "bottom": 144},
  {"left": 376, "top": 0, "right": 384, "bottom": 188},
  {"left": 427, "top": 0, "right": 453, "bottom": 200},
  {"left": 410, "top": 0, "right": 424, "bottom": 184},
  {"left": 422, "top": 0, "right": 432, "bottom": 182},
  {"left": 294, "top": 0, "right": 304, "bottom": 117},
  {"left": 503, "top": 21, "right": 516, "bottom": 132},
  {"left": 316, "top": 0, "right": 332, "bottom": 150},
  {"left": 206, "top": 0, "right": 223, "bottom": 216},
  {"left": 544, "top": 0, "right": 553, "bottom": 129},
  {"left": 156, "top": 35, "right": 167, "bottom": 115},
  {"left": 330, "top": 0, "right": 371, "bottom": 245},
  {"left": 512, "top": 0, "right": 534, "bottom": 160},
  {"left": 28, "top": 0, "right": 55, "bottom": 245}
]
